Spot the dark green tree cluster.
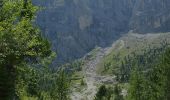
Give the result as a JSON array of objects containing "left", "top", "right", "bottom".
[
  {"left": 95, "top": 85, "right": 107, "bottom": 100},
  {"left": 51, "top": 70, "right": 70, "bottom": 100},
  {"left": 0, "top": 0, "right": 70, "bottom": 100},
  {"left": 95, "top": 85, "right": 114, "bottom": 100},
  {"left": 95, "top": 84, "right": 124, "bottom": 100},
  {"left": 0, "top": 0, "right": 50, "bottom": 99},
  {"left": 118, "top": 42, "right": 169, "bottom": 83},
  {"left": 128, "top": 46, "right": 170, "bottom": 100}
]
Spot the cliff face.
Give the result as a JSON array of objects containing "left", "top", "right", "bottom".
[
  {"left": 33, "top": 0, "right": 170, "bottom": 65},
  {"left": 130, "top": 0, "right": 170, "bottom": 33}
]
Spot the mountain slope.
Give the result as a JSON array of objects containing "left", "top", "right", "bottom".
[
  {"left": 70, "top": 32, "right": 170, "bottom": 100},
  {"left": 97, "top": 32, "right": 170, "bottom": 75},
  {"left": 33, "top": 0, "right": 170, "bottom": 65}
]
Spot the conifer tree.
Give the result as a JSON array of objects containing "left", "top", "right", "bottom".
[
  {"left": 128, "top": 67, "right": 145, "bottom": 100},
  {"left": 52, "top": 70, "right": 70, "bottom": 100},
  {"left": 114, "top": 84, "right": 124, "bottom": 100},
  {"left": 0, "top": 0, "right": 51, "bottom": 99},
  {"left": 163, "top": 48, "right": 170, "bottom": 100},
  {"left": 95, "top": 85, "right": 107, "bottom": 100}
]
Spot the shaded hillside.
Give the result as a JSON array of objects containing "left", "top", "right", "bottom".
[{"left": 33, "top": 0, "right": 170, "bottom": 65}]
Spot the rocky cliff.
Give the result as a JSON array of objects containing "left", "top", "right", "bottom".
[
  {"left": 33, "top": 0, "right": 170, "bottom": 65},
  {"left": 130, "top": 0, "right": 170, "bottom": 33}
]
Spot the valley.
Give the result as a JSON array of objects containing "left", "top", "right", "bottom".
[
  {"left": 33, "top": 0, "right": 170, "bottom": 65},
  {"left": 1, "top": 0, "right": 170, "bottom": 100},
  {"left": 70, "top": 32, "right": 170, "bottom": 100}
]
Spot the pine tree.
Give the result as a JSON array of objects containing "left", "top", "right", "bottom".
[
  {"left": 163, "top": 48, "right": 170, "bottom": 100},
  {"left": 52, "top": 70, "right": 70, "bottom": 100},
  {"left": 114, "top": 84, "right": 124, "bottom": 100},
  {"left": 0, "top": 0, "right": 51, "bottom": 99},
  {"left": 128, "top": 67, "right": 145, "bottom": 100},
  {"left": 95, "top": 85, "right": 107, "bottom": 100}
]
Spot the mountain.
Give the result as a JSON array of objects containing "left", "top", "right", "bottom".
[{"left": 33, "top": 0, "right": 170, "bottom": 65}]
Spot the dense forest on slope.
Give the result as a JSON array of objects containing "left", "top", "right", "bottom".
[
  {"left": 89, "top": 40, "right": 170, "bottom": 100},
  {"left": 97, "top": 33, "right": 170, "bottom": 75},
  {"left": 127, "top": 44, "right": 170, "bottom": 100}
]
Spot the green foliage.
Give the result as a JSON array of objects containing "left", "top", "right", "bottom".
[
  {"left": 51, "top": 70, "right": 70, "bottom": 100},
  {"left": 80, "top": 79, "right": 86, "bottom": 86},
  {"left": 14, "top": 56, "right": 71, "bottom": 100},
  {"left": 162, "top": 48, "right": 170, "bottom": 100},
  {"left": 114, "top": 84, "right": 124, "bottom": 100},
  {"left": 127, "top": 44, "right": 170, "bottom": 100},
  {"left": 95, "top": 85, "right": 107, "bottom": 100},
  {"left": 95, "top": 85, "right": 114, "bottom": 100},
  {"left": 118, "top": 43, "right": 168, "bottom": 83},
  {"left": 0, "top": 0, "right": 51, "bottom": 99},
  {"left": 0, "top": 0, "right": 51, "bottom": 65},
  {"left": 15, "top": 64, "right": 39, "bottom": 99},
  {"left": 128, "top": 68, "right": 145, "bottom": 100}
]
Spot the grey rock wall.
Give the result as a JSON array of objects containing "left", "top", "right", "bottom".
[{"left": 130, "top": 0, "right": 170, "bottom": 33}]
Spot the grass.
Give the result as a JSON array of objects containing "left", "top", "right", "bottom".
[
  {"left": 70, "top": 70, "right": 87, "bottom": 93},
  {"left": 97, "top": 46, "right": 131, "bottom": 75}
]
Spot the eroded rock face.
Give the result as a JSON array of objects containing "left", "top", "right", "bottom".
[
  {"left": 130, "top": 0, "right": 170, "bottom": 33},
  {"left": 33, "top": 0, "right": 170, "bottom": 65}
]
